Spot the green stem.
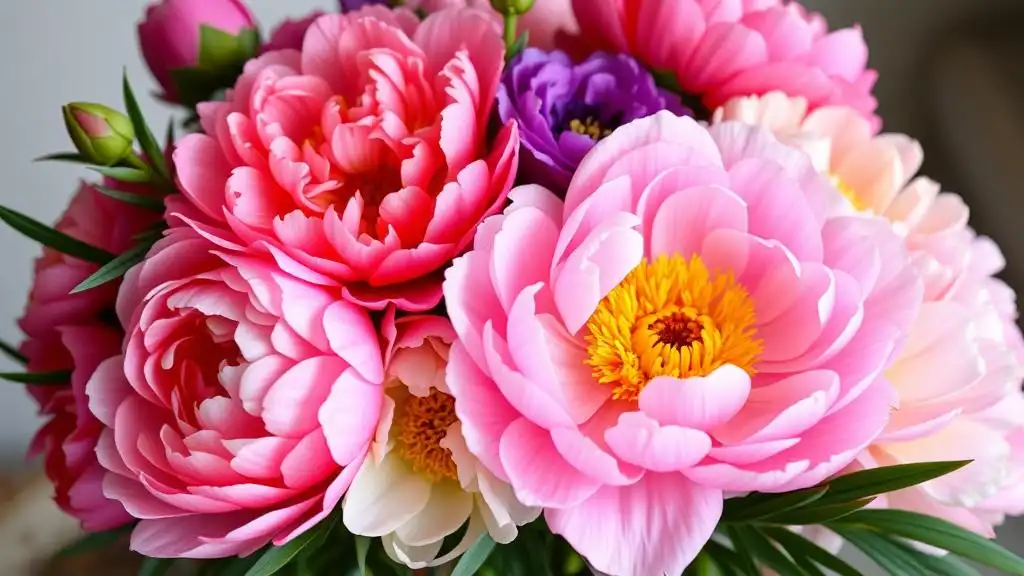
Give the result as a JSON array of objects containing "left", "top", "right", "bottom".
[
  {"left": 503, "top": 13, "right": 518, "bottom": 50},
  {"left": 122, "top": 152, "right": 150, "bottom": 172}
]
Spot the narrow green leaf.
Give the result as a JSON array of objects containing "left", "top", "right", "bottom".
[
  {"left": 0, "top": 205, "right": 114, "bottom": 264},
  {"left": 139, "top": 557, "right": 174, "bottom": 576},
  {"left": 0, "top": 339, "right": 27, "bottom": 365},
  {"left": 702, "top": 540, "right": 747, "bottom": 576},
  {"left": 652, "top": 68, "right": 682, "bottom": 93},
  {"left": 730, "top": 526, "right": 811, "bottom": 576},
  {"left": 94, "top": 186, "right": 164, "bottom": 211},
  {"left": 764, "top": 497, "right": 875, "bottom": 525},
  {"left": 1, "top": 370, "right": 71, "bottom": 385},
  {"left": 820, "top": 461, "right": 972, "bottom": 506},
  {"left": 506, "top": 30, "right": 530, "bottom": 62},
  {"left": 451, "top": 533, "right": 496, "bottom": 576},
  {"left": 244, "top": 531, "right": 322, "bottom": 576},
  {"left": 831, "top": 509, "right": 1024, "bottom": 575},
  {"left": 202, "top": 555, "right": 263, "bottom": 576},
  {"left": 90, "top": 166, "right": 152, "bottom": 184},
  {"left": 830, "top": 525, "right": 932, "bottom": 576},
  {"left": 354, "top": 536, "right": 371, "bottom": 575},
  {"left": 56, "top": 524, "right": 134, "bottom": 559},
  {"left": 34, "top": 152, "right": 90, "bottom": 164},
  {"left": 71, "top": 242, "right": 149, "bottom": 294},
  {"left": 722, "top": 485, "right": 829, "bottom": 522},
  {"left": 686, "top": 551, "right": 724, "bottom": 576},
  {"left": 723, "top": 527, "right": 762, "bottom": 576},
  {"left": 123, "top": 72, "right": 168, "bottom": 179},
  {"left": 761, "top": 527, "right": 863, "bottom": 576}
]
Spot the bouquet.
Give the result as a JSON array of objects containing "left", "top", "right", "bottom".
[{"left": 6, "top": 0, "right": 1024, "bottom": 574}]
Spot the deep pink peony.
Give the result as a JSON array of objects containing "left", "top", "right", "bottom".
[
  {"left": 86, "top": 226, "right": 386, "bottom": 558},
  {"left": 443, "top": 112, "right": 921, "bottom": 575},
  {"left": 20, "top": 182, "right": 158, "bottom": 531},
  {"left": 262, "top": 12, "right": 325, "bottom": 53},
  {"left": 406, "top": 0, "right": 578, "bottom": 50},
  {"left": 572, "top": 0, "right": 878, "bottom": 125},
  {"left": 173, "top": 6, "right": 519, "bottom": 311}
]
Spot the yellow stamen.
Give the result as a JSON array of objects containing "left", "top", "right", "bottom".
[
  {"left": 395, "top": 390, "right": 459, "bottom": 482},
  {"left": 568, "top": 116, "right": 612, "bottom": 141},
  {"left": 830, "top": 173, "right": 870, "bottom": 212},
  {"left": 585, "top": 255, "right": 762, "bottom": 402}
]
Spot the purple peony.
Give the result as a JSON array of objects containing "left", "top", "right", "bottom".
[
  {"left": 498, "top": 48, "right": 690, "bottom": 194},
  {"left": 338, "top": 0, "right": 388, "bottom": 10}
]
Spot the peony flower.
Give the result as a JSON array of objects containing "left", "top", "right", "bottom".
[
  {"left": 173, "top": 6, "right": 518, "bottom": 312},
  {"left": 19, "top": 182, "right": 159, "bottom": 531},
  {"left": 138, "top": 0, "right": 257, "bottom": 102},
  {"left": 262, "top": 12, "right": 324, "bottom": 53},
  {"left": 715, "top": 92, "right": 1024, "bottom": 537},
  {"left": 86, "top": 227, "right": 386, "bottom": 558},
  {"left": 571, "top": 0, "right": 878, "bottom": 125},
  {"left": 443, "top": 112, "right": 921, "bottom": 575},
  {"left": 342, "top": 311, "right": 538, "bottom": 568},
  {"left": 498, "top": 48, "right": 690, "bottom": 194}
]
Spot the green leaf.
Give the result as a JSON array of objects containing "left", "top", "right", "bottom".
[
  {"left": 71, "top": 242, "right": 149, "bottom": 294},
  {"left": 451, "top": 533, "right": 496, "bottom": 576},
  {"left": 831, "top": 509, "right": 1024, "bottom": 575},
  {"left": 722, "top": 485, "right": 829, "bottom": 523},
  {"left": 819, "top": 461, "right": 972, "bottom": 506},
  {"left": 830, "top": 525, "right": 932, "bottom": 576},
  {"left": 760, "top": 527, "right": 863, "bottom": 576},
  {"left": 0, "top": 205, "right": 114, "bottom": 264},
  {"left": 723, "top": 527, "right": 762, "bottom": 576},
  {"left": 729, "top": 526, "right": 811, "bottom": 576},
  {"left": 202, "top": 555, "right": 263, "bottom": 576},
  {"left": 354, "top": 536, "right": 371, "bottom": 575},
  {"left": 764, "top": 497, "right": 875, "bottom": 525},
  {"left": 94, "top": 186, "right": 165, "bottom": 211},
  {"left": 123, "top": 72, "right": 168, "bottom": 179},
  {"left": 652, "top": 68, "right": 682, "bottom": 93},
  {"left": 1, "top": 370, "right": 71, "bottom": 385},
  {"left": 685, "top": 551, "right": 724, "bottom": 576},
  {"left": 139, "top": 557, "right": 174, "bottom": 576},
  {"left": 56, "top": 524, "right": 134, "bottom": 559},
  {"left": 237, "top": 28, "right": 261, "bottom": 59},
  {"left": 506, "top": 30, "right": 529, "bottom": 62},
  {"left": 90, "top": 165, "right": 152, "bottom": 184},
  {"left": 702, "top": 540, "right": 748, "bottom": 576},
  {"left": 487, "top": 523, "right": 554, "bottom": 576},
  {"left": 244, "top": 521, "right": 331, "bottom": 576},
  {"left": 34, "top": 152, "right": 90, "bottom": 164},
  {"left": 0, "top": 339, "right": 26, "bottom": 365}
]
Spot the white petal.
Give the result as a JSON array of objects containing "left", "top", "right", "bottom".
[
  {"left": 382, "top": 533, "right": 445, "bottom": 569},
  {"left": 394, "top": 480, "right": 474, "bottom": 547},
  {"left": 477, "top": 467, "right": 541, "bottom": 544},
  {"left": 440, "top": 421, "right": 480, "bottom": 490},
  {"left": 343, "top": 452, "right": 431, "bottom": 537}
]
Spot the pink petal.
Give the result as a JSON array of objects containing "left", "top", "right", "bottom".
[
  {"left": 649, "top": 185, "right": 748, "bottom": 260},
  {"left": 605, "top": 412, "right": 712, "bottom": 472},
  {"left": 173, "top": 134, "right": 231, "bottom": 223},
  {"left": 498, "top": 417, "right": 602, "bottom": 508},
  {"left": 318, "top": 368, "right": 384, "bottom": 466},
  {"left": 639, "top": 366, "right": 751, "bottom": 430},
  {"left": 261, "top": 356, "right": 347, "bottom": 438}
]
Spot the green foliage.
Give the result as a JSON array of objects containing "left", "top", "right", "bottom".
[
  {"left": 450, "top": 533, "right": 496, "bottom": 576},
  {"left": 0, "top": 339, "right": 26, "bottom": 365},
  {"left": 0, "top": 205, "right": 115, "bottom": 264},
  {"left": 0, "top": 370, "right": 71, "bottom": 385},
  {"left": 71, "top": 241, "right": 150, "bottom": 294}
]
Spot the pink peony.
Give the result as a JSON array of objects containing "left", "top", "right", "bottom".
[
  {"left": 86, "top": 226, "right": 386, "bottom": 558},
  {"left": 572, "top": 0, "right": 878, "bottom": 125},
  {"left": 262, "top": 12, "right": 324, "bottom": 53},
  {"left": 20, "top": 182, "right": 158, "bottom": 530},
  {"left": 714, "top": 93, "right": 1024, "bottom": 536},
  {"left": 443, "top": 112, "right": 921, "bottom": 575},
  {"left": 173, "top": 6, "right": 519, "bottom": 312},
  {"left": 406, "top": 0, "right": 578, "bottom": 50},
  {"left": 138, "top": 0, "right": 257, "bottom": 102}
]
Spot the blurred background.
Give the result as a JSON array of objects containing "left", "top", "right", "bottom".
[{"left": 0, "top": 0, "right": 1022, "bottom": 573}]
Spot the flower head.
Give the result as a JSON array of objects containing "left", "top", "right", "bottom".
[
  {"left": 498, "top": 48, "right": 689, "bottom": 194},
  {"left": 572, "top": 0, "right": 878, "bottom": 126},
  {"left": 20, "top": 182, "right": 159, "bottom": 531},
  {"left": 62, "top": 103, "right": 135, "bottom": 166},
  {"left": 173, "top": 7, "right": 518, "bottom": 311},
  {"left": 87, "top": 227, "right": 385, "bottom": 558},
  {"left": 443, "top": 112, "right": 921, "bottom": 575},
  {"left": 342, "top": 311, "right": 537, "bottom": 568}
]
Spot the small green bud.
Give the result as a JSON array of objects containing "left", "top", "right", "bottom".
[
  {"left": 62, "top": 102, "right": 135, "bottom": 166},
  {"left": 490, "top": 0, "right": 536, "bottom": 16}
]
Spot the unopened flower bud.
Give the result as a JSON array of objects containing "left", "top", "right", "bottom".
[
  {"left": 62, "top": 103, "right": 135, "bottom": 166},
  {"left": 490, "top": 0, "right": 536, "bottom": 15}
]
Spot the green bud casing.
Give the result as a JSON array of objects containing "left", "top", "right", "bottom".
[{"left": 62, "top": 102, "right": 135, "bottom": 166}]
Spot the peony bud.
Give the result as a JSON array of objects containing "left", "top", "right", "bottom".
[
  {"left": 62, "top": 103, "right": 135, "bottom": 166},
  {"left": 137, "top": 0, "right": 256, "bottom": 102},
  {"left": 490, "top": 0, "right": 535, "bottom": 15}
]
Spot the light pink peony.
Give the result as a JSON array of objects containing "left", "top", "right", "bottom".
[
  {"left": 86, "top": 226, "right": 386, "bottom": 558},
  {"left": 20, "top": 182, "right": 158, "bottom": 530},
  {"left": 173, "top": 6, "right": 519, "bottom": 312},
  {"left": 715, "top": 92, "right": 1024, "bottom": 536},
  {"left": 443, "top": 112, "right": 921, "bottom": 575},
  {"left": 572, "top": 0, "right": 878, "bottom": 126}
]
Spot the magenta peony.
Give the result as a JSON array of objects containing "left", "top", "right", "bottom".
[
  {"left": 262, "top": 12, "right": 324, "bottom": 53},
  {"left": 20, "top": 182, "right": 158, "bottom": 531},
  {"left": 86, "top": 227, "right": 386, "bottom": 558},
  {"left": 172, "top": 6, "right": 519, "bottom": 312},
  {"left": 571, "top": 0, "right": 878, "bottom": 125},
  {"left": 443, "top": 112, "right": 922, "bottom": 575},
  {"left": 138, "top": 0, "right": 256, "bottom": 102}
]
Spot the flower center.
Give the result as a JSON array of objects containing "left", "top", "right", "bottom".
[
  {"left": 585, "top": 255, "right": 762, "bottom": 402},
  {"left": 830, "top": 173, "right": 870, "bottom": 212},
  {"left": 395, "top": 390, "right": 459, "bottom": 482},
  {"left": 567, "top": 116, "right": 613, "bottom": 141}
]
